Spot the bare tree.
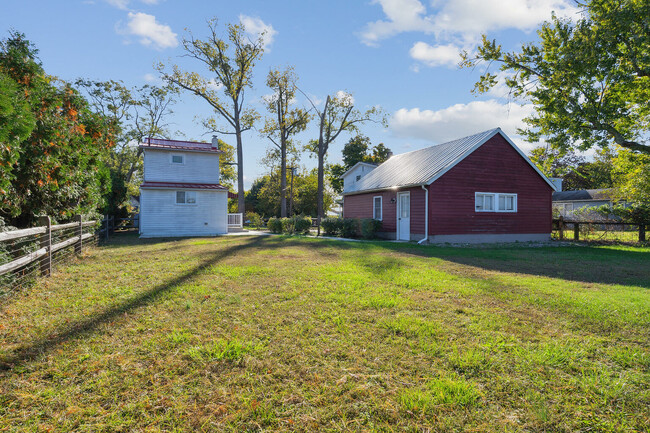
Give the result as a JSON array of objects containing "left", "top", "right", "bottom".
[
  {"left": 301, "top": 91, "right": 384, "bottom": 233},
  {"left": 261, "top": 67, "right": 310, "bottom": 217},
  {"left": 157, "top": 18, "right": 265, "bottom": 213}
]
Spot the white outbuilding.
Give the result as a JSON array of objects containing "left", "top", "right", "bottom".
[{"left": 139, "top": 137, "right": 229, "bottom": 237}]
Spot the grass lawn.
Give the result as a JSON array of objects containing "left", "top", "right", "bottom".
[{"left": 1, "top": 234, "right": 649, "bottom": 432}]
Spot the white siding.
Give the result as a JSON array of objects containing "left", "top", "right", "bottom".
[
  {"left": 144, "top": 149, "right": 220, "bottom": 183},
  {"left": 140, "top": 189, "right": 228, "bottom": 237},
  {"left": 343, "top": 164, "right": 376, "bottom": 193}
]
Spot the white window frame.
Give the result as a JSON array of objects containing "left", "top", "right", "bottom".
[
  {"left": 176, "top": 190, "right": 197, "bottom": 205},
  {"left": 373, "top": 196, "right": 383, "bottom": 220},
  {"left": 170, "top": 154, "right": 185, "bottom": 165},
  {"left": 475, "top": 192, "right": 517, "bottom": 213}
]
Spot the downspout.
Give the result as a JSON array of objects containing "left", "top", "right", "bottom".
[{"left": 418, "top": 184, "right": 429, "bottom": 244}]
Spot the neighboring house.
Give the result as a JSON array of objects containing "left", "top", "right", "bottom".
[
  {"left": 139, "top": 137, "right": 229, "bottom": 237},
  {"left": 342, "top": 128, "right": 557, "bottom": 243},
  {"left": 341, "top": 162, "right": 378, "bottom": 193},
  {"left": 552, "top": 188, "right": 620, "bottom": 218}
]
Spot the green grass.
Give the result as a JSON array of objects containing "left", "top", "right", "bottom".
[{"left": 1, "top": 234, "right": 649, "bottom": 432}]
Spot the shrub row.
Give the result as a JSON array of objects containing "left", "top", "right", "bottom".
[
  {"left": 321, "top": 217, "right": 383, "bottom": 239},
  {"left": 267, "top": 215, "right": 312, "bottom": 235}
]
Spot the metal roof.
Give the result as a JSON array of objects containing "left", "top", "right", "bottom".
[
  {"left": 139, "top": 138, "right": 224, "bottom": 154},
  {"left": 552, "top": 188, "right": 616, "bottom": 202},
  {"left": 344, "top": 128, "right": 553, "bottom": 195}
]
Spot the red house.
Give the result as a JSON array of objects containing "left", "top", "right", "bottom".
[{"left": 341, "top": 128, "right": 557, "bottom": 243}]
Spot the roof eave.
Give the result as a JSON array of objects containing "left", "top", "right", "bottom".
[
  {"left": 342, "top": 183, "right": 425, "bottom": 196},
  {"left": 139, "top": 145, "right": 224, "bottom": 154}
]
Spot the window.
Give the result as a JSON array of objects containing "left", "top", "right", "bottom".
[
  {"left": 498, "top": 194, "right": 517, "bottom": 212},
  {"left": 176, "top": 190, "right": 196, "bottom": 205},
  {"left": 356, "top": 175, "right": 361, "bottom": 182},
  {"left": 554, "top": 203, "right": 573, "bottom": 216},
  {"left": 373, "top": 196, "right": 382, "bottom": 220},
  {"left": 171, "top": 154, "right": 184, "bottom": 164},
  {"left": 475, "top": 193, "right": 495, "bottom": 212},
  {"left": 475, "top": 192, "right": 517, "bottom": 212}
]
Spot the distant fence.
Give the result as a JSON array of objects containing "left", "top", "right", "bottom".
[
  {"left": 0, "top": 216, "right": 100, "bottom": 300},
  {"left": 552, "top": 217, "right": 648, "bottom": 243}
]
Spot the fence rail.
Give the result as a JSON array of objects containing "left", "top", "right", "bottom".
[
  {"left": 1, "top": 215, "right": 99, "bottom": 299},
  {"left": 228, "top": 213, "right": 243, "bottom": 228},
  {"left": 553, "top": 217, "right": 648, "bottom": 242}
]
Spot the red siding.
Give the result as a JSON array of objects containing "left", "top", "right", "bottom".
[
  {"left": 342, "top": 134, "right": 553, "bottom": 236},
  {"left": 342, "top": 186, "right": 425, "bottom": 235},
  {"left": 429, "top": 134, "right": 552, "bottom": 235}
]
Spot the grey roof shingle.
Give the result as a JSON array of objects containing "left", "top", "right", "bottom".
[
  {"left": 552, "top": 188, "right": 616, "bottom": 202},
  {"left": 345, "top": 128, "right": 502, "bottom": 194}
]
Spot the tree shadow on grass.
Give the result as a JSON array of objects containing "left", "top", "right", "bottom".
[
  {"left": 382, "top": 242, "right": 650, "bottom": 289},
  {"left": 0, "top": 235, "right": 266, "bottom": 372}
]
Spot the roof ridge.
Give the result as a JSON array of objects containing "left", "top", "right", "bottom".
[{"left": 389, "top": 128, "right": 500, "bottom": 158}]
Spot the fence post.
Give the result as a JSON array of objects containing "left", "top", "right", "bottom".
[
  {"left": 38, "top": 216, "right": 51, "bottom": 277},
  {"left": 640, "top": 223, "right": 646, "bottom": 242},
  {"left": 558, "top": 216, "right": 564, "bottom": 240},
  {"left": 574, "top": 222, "right": 580, "bottom": 241},
  {"left": 75, "top": 214, "right": 82, "bottom": 254}
]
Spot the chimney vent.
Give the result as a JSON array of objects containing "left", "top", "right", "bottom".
[{"left": 211, "top": 136, "right": 219, "bottom": 149}]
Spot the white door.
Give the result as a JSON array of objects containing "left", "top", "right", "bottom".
[{"left": 397, "top": 192, "right": 410, "bottom": 241}]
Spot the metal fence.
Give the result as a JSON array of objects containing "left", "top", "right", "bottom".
[{"left": 0, "top": 216, "right": 99, "bottom": 301}]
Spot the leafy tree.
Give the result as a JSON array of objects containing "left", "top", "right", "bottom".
[
  {"left": 461, "top": 0, "right": 650, "bottom": 154},
  {"left": 0, "top": 71, "right": 35, "bottom": 198},
  {"left": 261, "top": 67, "right": 310, "bottom": 217},
  {"left": 157, "top": 18, "right": 265, "bottom": 213},
  {"left": 302, "top": 92, "right": 383, "bottom": 230},
  {"left": 529, "top": 146, "right": 614, "bottom": 190},
  {"left": 329, "top": 135, "right": 392, "bottom": 193},
  {"left": 245, "top": 168, "right": 333, "bottom": 218},
  {"left": 0, "top": 32, "right": 116, "bottom": 227},
  {"left": 612, "top": 148, "right": 650, "bottom": 202},
  {"left": 341, "top": 135, "right": 371, "bottom": 168},
  {"left": 76, "top": 79, "right": 178, "bottom": 213}
]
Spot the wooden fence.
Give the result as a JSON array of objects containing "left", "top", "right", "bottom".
[
  {"left": 0, "top": 216, "right": 99, "bottom": 298},
  {"left": 553, "top": 217, "right": 647, "bottom": 242}
]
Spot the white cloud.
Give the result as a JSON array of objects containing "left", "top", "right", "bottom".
[
  {"left": 409, "top": 42, "right": 462, "bottom": 68},
  {"left": 119, "top": 12, "right": 178, "bottom": 50},
  {"left": 431, "top": 0, "right": 580, "bottom": 37},
  {"left": 360, "top": 0, "right": 436, "bottom": 46},
  {"left": 239, "top": 15, "right": 277, "bottom": 49},
  {"left": 361, "top": 0, "right": 582, "bottom": 69},
  {"left": 143, "top": 73, "right": 158, "bottom": 82},
  {"left": 141, "top": 0, "right": 160, "bottom": 4},
  {"left": 390, "top": 100, "right": 537, "bottom": 152},
  {"left": 105, "top": 0, "right": 129, "bottom": 9},
  {"left": 362, "top": 0, "right": 579, "bottom": 45}
]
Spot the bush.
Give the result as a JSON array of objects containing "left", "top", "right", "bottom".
[
  {"left": 267, "top": 217, "right": 282, "bottom": 233},
  {"left": 245, "top": 211, "right": 263, "bottom": 229},
  {"left": 361, "top": 218, "right": 383, "bottom": 239},
  {"left": 280, "top": 218, "right": 294, "bottom": 234},
  {"left": 340, "top": 218, "right": 358, "bottom": 239},
  {"left": 292, "top": 215, "right": 312, "bottom": 234},
  {"left": 321, "top": 217, "right": 342, "bottom": 236}
]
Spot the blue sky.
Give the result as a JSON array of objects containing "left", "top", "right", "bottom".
[{"left": 2, "top": 0, "right": 581, "bottom": 188}]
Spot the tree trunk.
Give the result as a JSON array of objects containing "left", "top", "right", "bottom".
[
  {"left": 317, "top": 148, "right": 324, "bottom": 236},
  {"left": 280, "top": 141, "right": 287, "bottom": 217},
  {"left": 234, "top": 110, "right": 245, "bottom": 214}
]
